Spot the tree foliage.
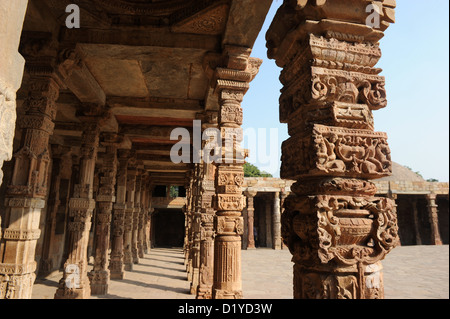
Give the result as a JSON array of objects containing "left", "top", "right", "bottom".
[{"left": 243, "top": 163, "right": 273, "bottom": 178}]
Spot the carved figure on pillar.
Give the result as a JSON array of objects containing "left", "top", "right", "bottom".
[{"left": 266, "top": 0, "right": 399, "bottom": 299}]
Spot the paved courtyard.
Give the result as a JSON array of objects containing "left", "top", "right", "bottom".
[{"left": 32, "top": 245, "right": 449, "bottom": 299}]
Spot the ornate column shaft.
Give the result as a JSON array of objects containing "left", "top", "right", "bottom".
[
  {"left": 190, "top": 165, "right": 202, "bottom": 294},
  {"left": 211, "top": 46, "right": 262, "bottom": 299},
  {"left": 88, "top": 134, "right": 119, "bottom": 295},
  {"left": 137, "top": 175, "right": 147, "bottom": 259},
  {"left": 411, "top": 199, "right": 422, "bottom": 246},
  {"left": 55, "top": 118, "right": 101, "bottom": 299},
  {"left": 142, "top": 183, "right": 151, "bottom": 254},
  {"left": 197, "top": 113, "right": 218, "bottom": 299},
  {"left": 124, "top": 164, "right": 137, "bottom": 271},
  {"left": 245, "top": 191, "right": 257, "bottom": 249},
  {"left": 273, "top": 192, "right": 282, "bottom": 250},
  {"left": 0, "top": 63, "right": 60, "bottom": 299},
  {"left": 427, "top": 194, "right": 442, "bottom": 246},
  {"left": 265, "top": 196, "right": 273, "bottom": 248},
  {"left": 0, "top": 0, "right": 28, "bottom": 186},
  {"left": 132, "top": 170, "right": 142, "bottom": 264},
  {"left": 39, "top": 146, "right": 72, "bottom": 276},
  {"left": 267, "top": 0, "right": 399, "bottom": 299},
  {"left": 109, "top": 150, "right": 129, "bottom": 280}
]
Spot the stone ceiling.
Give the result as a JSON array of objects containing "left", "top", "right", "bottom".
[{"left": 17, "top": 0, "right": 272, "bottom": 185}]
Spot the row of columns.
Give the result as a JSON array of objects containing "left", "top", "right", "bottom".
[
  {"left": 0, "top": 41, "right": 154, "bottom": 297},
  {"left": 243, "top": 191, "right": 287, "bottom": 250},
  {"left": 184, "top": 46, "right": 262, "bottom": 299},
  {"left": 409, "top": 194, "right": 444, "bottom": 246}
]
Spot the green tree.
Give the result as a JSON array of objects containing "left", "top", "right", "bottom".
[{"left": 243, "top": 163, "right": 273, "bottom": 178}]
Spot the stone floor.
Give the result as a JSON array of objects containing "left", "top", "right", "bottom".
[{"left": 32, "top": 245, "right": 449, "bottom": 299}]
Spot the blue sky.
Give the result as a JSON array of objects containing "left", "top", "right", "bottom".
[{"left": 242, "top": 0, "right": 450, "bottom": 182}]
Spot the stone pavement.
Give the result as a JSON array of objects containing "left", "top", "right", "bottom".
[{"left": 32, "top": 245, "right": 448, "bottom": 299}]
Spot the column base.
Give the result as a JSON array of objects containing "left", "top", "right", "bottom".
[
  {"left": 124, "top": 263, "right": 133, "bottom": 272},
  {"left": 0, "top": 272, "right": 36, "bottom": 299},
  {"left": 109, "top": 259, "right": 124, "bottom": 280},
  {"left": 88, "top": 270, "right": 110, "bottom": 295},
  {"left": 190, "top": 269, "right": 199, "bottom": 295},
  {"left": 54, "top": 279, "right": 91, "bottom": 299},
  {"left": 293, "top": 262, "right": 384, "bottom": 299},
  {"left": 213, "top": 289, "right": 243, "bottom": 299},
  {"left": 197, "top": 287, "right": 212, "bottom": 299}
]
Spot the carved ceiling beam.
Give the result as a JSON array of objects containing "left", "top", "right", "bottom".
[{"left": 60, "top": 28, "right": 221, "bottom": 52}]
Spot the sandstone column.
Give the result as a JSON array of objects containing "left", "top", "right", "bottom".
[
  {"left": 138, "top": 175, "right": 148, "bottom": 259},
  {"left": 245, "top": 191, "right": 257, "bottom": 249},
  {"left": 273, "top": 191, "right": 282, "bottom": 250},
  {"left": 124, "top": 164, "right": 137, "bottom": 271},
  {"left": 109, "top": 150, "right": 129, "bottom": 279},
  {"left": 267, "top": 0, "right": 399, "bottom": 299},
  {"left": 265, "top": 196, "right": 273, "bottom": 248},
  {"left": 88, "top": 134, "right": 119, "bottom": 295},
  {"left": 280, "top": 191, "right": 289, "bottom": 250},
  {"left": 197, "top": 113, "right": 218, "bottom": 299},
  {"left": 142, "top": 183, "right": 151, "bottom": 254},
  {"left": 210, "top": 46, "right": 262, "bottom": 299},
  {"left": 55, "top": 118, "right": 101, "bottom": 299},
  {"left": 427, "top": 194, "right": 442, "bottom": 246},
  {"left": 411, "top": 198, "right": 422, "bottom": 246},
  {"left": 0, "top": 53, "right": 60, "bottom": 299},
  {"left": 132, "top": 170, "right": 142, "bottom": 264},
  {"left": 39, "top": 146, "right": 72, "bottom": 276},
  {"left": 190, "top": 165, "right": 202, "bottom": 294},
  {"left": 0, "top": 0, "right": 28, "bottom": 186}
]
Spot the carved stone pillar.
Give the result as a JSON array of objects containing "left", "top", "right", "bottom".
[
  {"left": 427, "top": 194, "right": 442, "bottom": 246},
  {"left": 39, "top": 145, "right": 72, "bottom": 276},
  {"left": 185, "top": 172, "right": 194, "bottom": 279},
  {"left": 197, "top": 113, "right": 217, "bottom": 299},
  {"left": 124, "top": 164, "right": 137, "bottom": 271},
  {"left": 88, "top": 134, "right": 119, "bottom": 295},
  {"left": 55, "top": 119, "right": 100, "bottom": 299},
  {"left": 267, "top": 0, "right": 399, "bottom": 299},
  {"left": 137, "top": 175, "right": 147, "bottom": 259},
  {"left": 211, "top": 46, "right": 262, "bottom": 299},
  {"left": 245, "top": 191, "right": 257, "bottom": 249},
  {"left": 0, "top": 67, "right": 59, "bottom": 299},
  {"left": 109, "top": 150, "right": 129, "bottom": 280},
  {"left": 411, "top": 198, "right": 422, "bottom": 246},
  {"left": 273, "top": 192, "right": 282, "bottom": 250},
  {"left": 142, "top": 183, "right": 152, "bottom": 254},
  {"left": 190, "top": 165, "right": 202, "bottom": 294},
  {"left": 265, "top": 196, "right": 273, "bottom": 248},
  {"left": 132, "top": 170, "right": 142, "bottom": 264},
  {"left": 280, "top": 191, "right": 289, "bottom": 250},
  {"left": 0, "top": 0, "right": 28, "bottom": 186}
]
